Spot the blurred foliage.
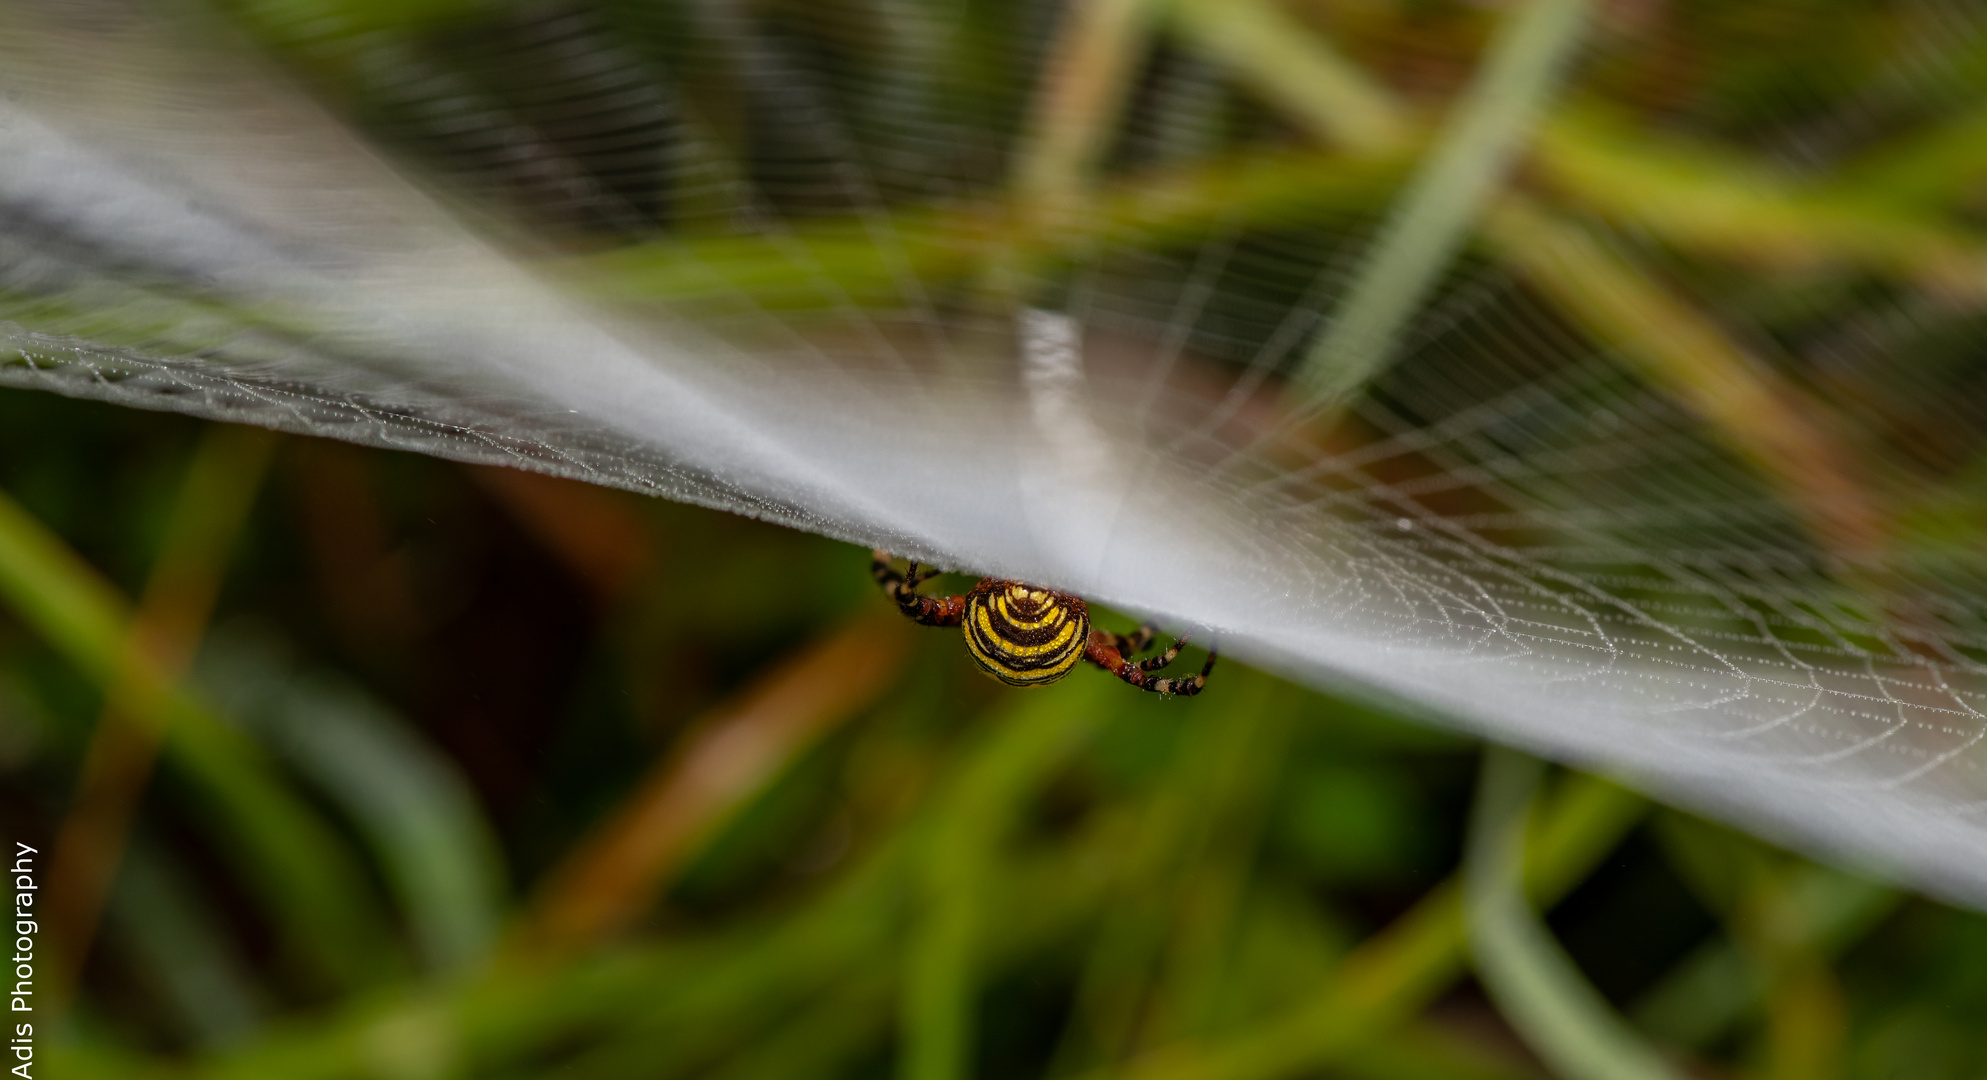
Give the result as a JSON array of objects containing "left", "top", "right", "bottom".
[
  {"left": 11, "top": 0, "right": 1987, "bottom": 1077},
  {"left": 5, "top": 380, "right": 1987, "bottom": 1079}
]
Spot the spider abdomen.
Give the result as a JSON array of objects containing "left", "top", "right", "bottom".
[{"left": 963, "top": 580, "right": 1090, "bottom": 687}]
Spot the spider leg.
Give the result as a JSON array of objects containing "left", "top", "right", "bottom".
[
  {"left": 1084, "top": 632, "right": 1217, "bottom": 696},
  {"left": 1134, "top": 633, "right": 1191, "bottom": 672},
  {"left": 1106, "top": 624, "right": 1157, "bottom": 658},
  {"left": 871, "top": 549, "right": 967, "bottom": 627}
]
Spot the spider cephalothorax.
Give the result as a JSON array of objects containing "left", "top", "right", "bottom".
[{"left": 871, "top": 550, "right": 1215, "bottom": 696}]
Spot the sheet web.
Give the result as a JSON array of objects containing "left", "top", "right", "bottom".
[{"left": 8, "top": 0, "right": 1987, "bottom": 906}]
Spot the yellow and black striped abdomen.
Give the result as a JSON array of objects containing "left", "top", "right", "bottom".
[{"left": 963, "top": 580, "right": 1090, "bottom": 687}]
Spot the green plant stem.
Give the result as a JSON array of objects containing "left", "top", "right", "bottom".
[
  {"left": 1168, "top": 0, "right": 1406, "bottom": 155},
  {"left": 1293, "top": 0, "right": 1596, "bottom": 408},
  {"left": 1837, "top": 106, "right": 1987, "bottom": 210},
  {"left": 1534, "top": 112, "right": 1987, "bottom": 304},
  {"left": 568, "top": 147, "right": 1410, "bottom": 312},
  {"left": 1465, "top": 748, "right": 1685, "bottom": 1080},
  {"left": 567, "top": 115, "right": 1987, "bottom": 350}
]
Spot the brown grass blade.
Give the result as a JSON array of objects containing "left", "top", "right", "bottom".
[
  {"left": 44, "top": 425, "right": 278, "bottom": 1012},
  {"left": 523, "top": 609, "right": 913, "bottom": 951}
]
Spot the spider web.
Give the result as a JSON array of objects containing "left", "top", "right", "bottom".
[{"left": 10, "top": 0, "right": 1987, "bottom": 907}]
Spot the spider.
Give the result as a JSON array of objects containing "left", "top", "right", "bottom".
[{"left": 871, "top": 550, "right": 1216, "bottom": 696}]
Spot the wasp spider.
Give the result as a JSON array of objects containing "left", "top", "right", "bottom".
[{"left": 871, "top": 550, "right": 1215, "bottom": 696}]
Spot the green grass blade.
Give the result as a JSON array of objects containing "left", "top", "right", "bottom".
[
  {"left": 1291, "top": 0, "right": 1596, "bottom": 407},
  {"left": 0, "top": 483, "right": 130, "bottom": 682},
  {"left": 1168, "top": 0, "right": 1405, "bottom": 154},
  {"left": 1465, "top": 749, "right": 1685, "bottom": 1080},
  {"left": 1101, "top": 772, "right": 1646, "bottom": 1080},
  {"left": 0, "top": 480, "right": 391, "bottom": 990},
  {"left": 104, "top": 842, "right": 267, "bottom": 1047},
  {"left": 199, "top": 634, "right": 508, "bottom": 975},
  {"left": 901, "top": 678, "right": 1111, "bottom": 1080}
]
